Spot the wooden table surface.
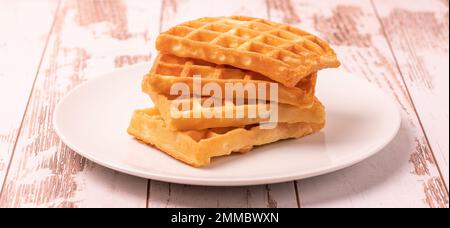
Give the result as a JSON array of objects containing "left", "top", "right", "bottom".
[{"left": 0, "top": 0, "right": 448, "bottom": 208}]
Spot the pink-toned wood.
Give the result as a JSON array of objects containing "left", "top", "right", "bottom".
[
  {"left": 267, "top": 0, "right": 448, "bottom": 208},
  {"left": 149, "top": 181, "right": 277, "bottom": 208},
  {"left": 0, "top": 0, "right": 163, "bottom": 208},
  {"left": 374, "top": 0, "right": 449, "bottom": 189},
  {"left": 1, "top": 0, "right": 447, "bottom": 208},
  {"left": 146, "top": 0, "right": 299, "bottom": 208},
  {"left": 0, "top": 0, "right": 58, "bottom": 190}
]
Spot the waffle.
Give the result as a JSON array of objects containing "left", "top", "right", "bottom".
[
  {"left": 128, "top": 108, "right": 325, "bottom": 167},
  {"left": 144, "top": 54, "right": 317, "bottom": 107},
  {"left": 156, "top": 16, "right": 340, "bottom": 87},
  {"left": 149, "top": 91, "right": 325, "bottom": 131}
]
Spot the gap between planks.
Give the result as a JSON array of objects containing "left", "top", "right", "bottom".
[
  {"left": 0, "top": 0, "right": 62, "bottom": 198},
  {"left": 370, "top": 0, "right": 449, "bottom": 195}
]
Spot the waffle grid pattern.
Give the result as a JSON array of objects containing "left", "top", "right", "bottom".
[
  {"left": 128, "top": 109, "right": 324, "bottom": 166},
  {"left": 157, "top": 16, "right": 340, "bottom": 86},
  {"left": 145, "top": 54, "right": 317, "bottom": 107}
]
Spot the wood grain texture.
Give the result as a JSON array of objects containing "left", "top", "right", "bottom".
[
  {"left": 373, "top": 0, "right": 449, "bottom": 189},
  {"left": 148, "top": 181, "right": 297, "bottom": 208},
  {"left": 266, "top": 0, "right": 448, "bottom": 208},
  {"left": 146, "top": 0, "right": 299, "bottom": 208},
  {"left": 0, "top": 0, "right": 163, "bottom": 208},
  {"left": 0, "top": 0, "right": 58, "bottom": 191},
  {"left": 1, "top": 0, "right": 447, "bottom": 208}
]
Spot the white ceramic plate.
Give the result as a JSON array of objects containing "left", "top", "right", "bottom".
[{"left": 54, "top": 63, "right": 401, "bottom": 186}]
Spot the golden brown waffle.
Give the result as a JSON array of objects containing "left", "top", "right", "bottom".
[
  {"left": 156, "top": 16, "right": 340, "bottom": 87},
  {"left": 149, "top": 91, "right": 325, "bottom": 131},
  {"left": 144, "top": 54, "right": 317, "bottom": 107},
  {"left": 128, "top": 108, "right": 325, "bottom": 167}
]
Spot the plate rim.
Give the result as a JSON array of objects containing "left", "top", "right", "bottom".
[{"left": 53, "top": 63, "right": 402, "bottom": 186}]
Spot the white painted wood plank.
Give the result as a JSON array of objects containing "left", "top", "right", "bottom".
[
  {"left": 148, "top": 181, "right": 265, "bottom": 208},
  {"left": 0, "top": 0, "right": 58, "bottom": 191},
  {"left": 267, "top": 0, "right": 448, "bottom": 208},
  {"left": 374, "top": 0, "right": 449, "bottom": 189},
  {"left": 0, "top": 0, "right": 163, "bottom": 208}
]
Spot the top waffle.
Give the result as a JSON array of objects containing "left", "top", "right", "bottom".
[{"left": 156, "top": 16, "right": 340, "bottom": 87}]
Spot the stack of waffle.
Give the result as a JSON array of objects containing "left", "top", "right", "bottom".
[{"left": 128, "top": 16, "right": 340, "bottom": 167}]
